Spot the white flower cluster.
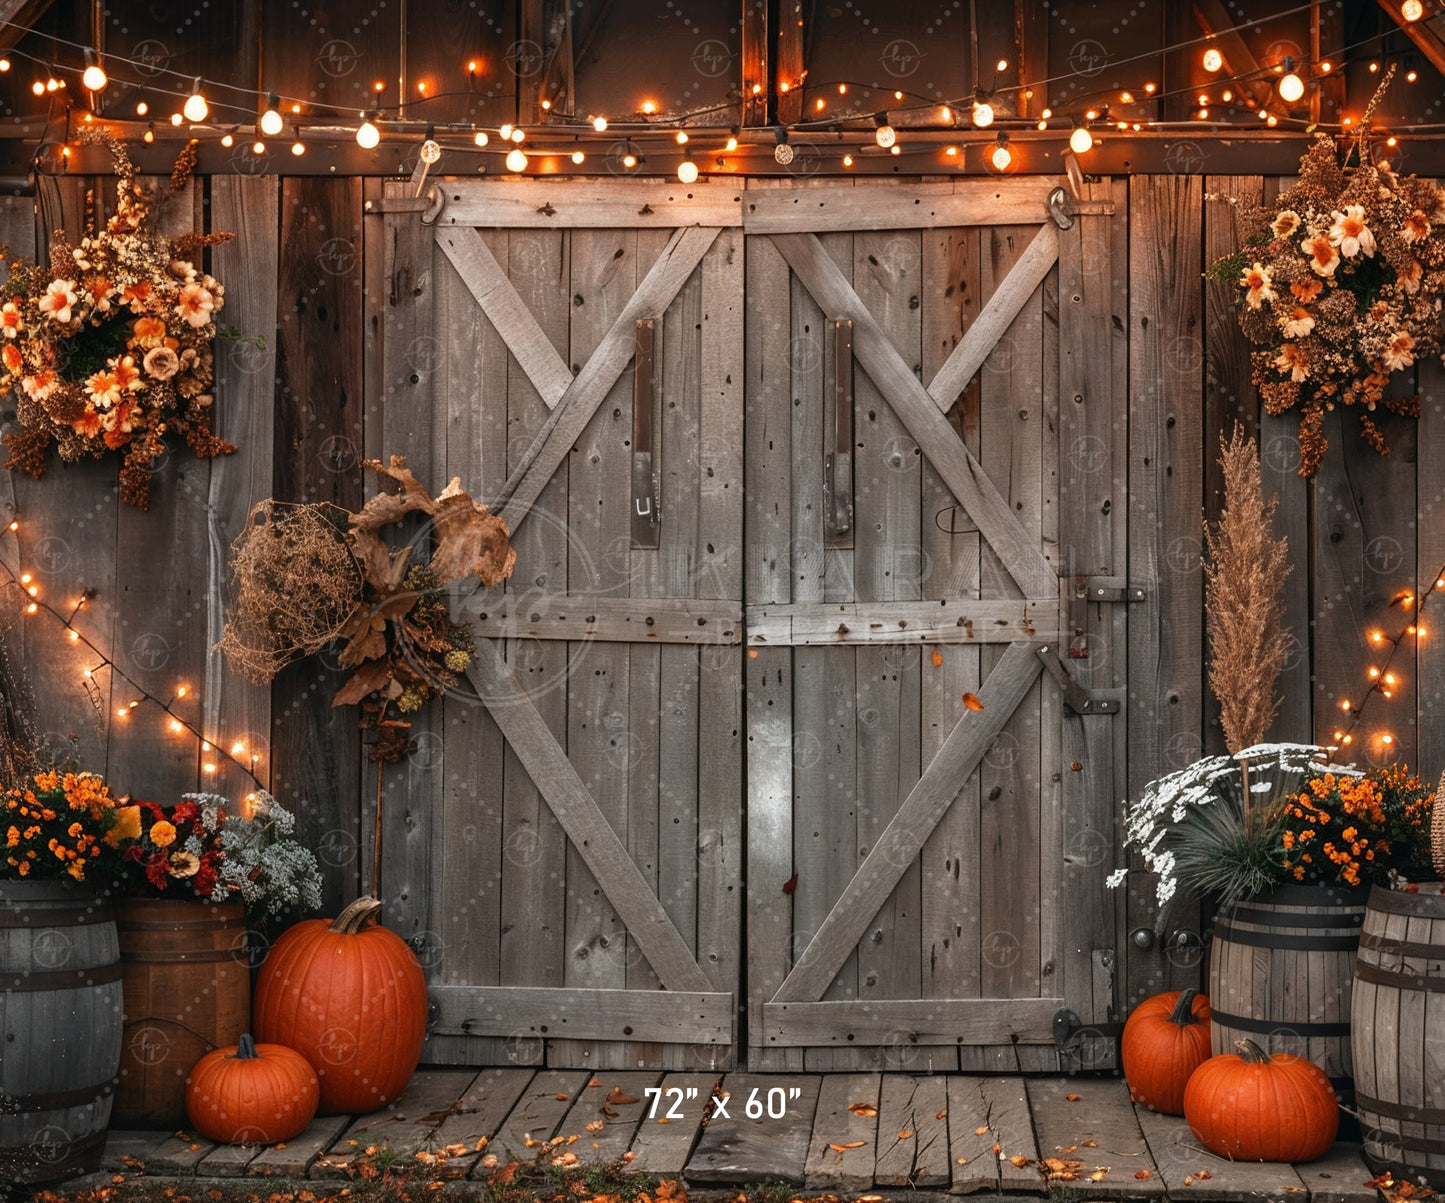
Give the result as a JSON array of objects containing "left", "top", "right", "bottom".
[
  {"left": 180, "top": 789, "right": 324, "bottom": 918},
  {"left": 1108, "top": 743, "right": 1354, "bottom": 908}
]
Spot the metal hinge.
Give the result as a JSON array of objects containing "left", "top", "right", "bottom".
[
  {"left": 1068, "top": 577, "right": 1145, "bottom": 659},
  {"left": 1037, "top": 644, "right": 1119, "bottom": 715},
  {"left": 1053, "top": 1008, "right": 1125, "bottom": 1049},
  {"left": 362, "top": 186, "right": 447, "bottom": 225}
]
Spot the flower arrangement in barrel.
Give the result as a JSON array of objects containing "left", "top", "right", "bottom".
[
  {"left": 0, "top": 136, "right": 235, "bottom": 508},
  {"left": 1211, "top": 79, "right": 1445, "bottom": 475},
  {"left": 123, "top": 790, "right": 322, "bottom": 916},
  {"left": 3, "top": 768, "right": 137, "bottom": 881}
]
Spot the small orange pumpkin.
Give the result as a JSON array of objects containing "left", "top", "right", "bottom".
[
  {"left": 252, "top": 897, "right": 427, "bottom": 1114},
  {"left": 1122, "top": 988, "right": 1212, "bottom": 1115},
  {"left": 185, "top": 1033, "right": 319, "bottom": 1145},
  {"left": 1183, "top": 1039, "right": 1339, "bottom": 1162}
]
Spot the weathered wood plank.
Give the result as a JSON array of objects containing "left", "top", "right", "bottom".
[
  {"left": 684, "top": 1074, "right": 822, "bottom": 1184},
  {"left": 205, "top": 173, "right": 277, "bottom": 802},
  {"left": 146, "top": 1133, "right": 219, "bottom": 1175},
  {"left": 422, "top": 1067, "right": 535, "bottom": 1177},
  {"left": 194, "top": 1141, "right": 262, "bottom": 1177},
  {"left": 945, "top": 1075, "right": 1042, "bottom": 1194},
  {"left": 496, "top": 225, "right": 718, "bottom": 533},
  {"left": 468, "top": 640, "right": 710, "bottom": 993},
  {"left": 100, "top": 1129, "right": 176, "bottom": 1172},
  {"left": 1292, "top": 1143, "right": 1375, "bottom": 1203},
  {"left": 314, "top": 1069, "right": 480, "bottom": 1175},
  {"left": 1027, "top": 1077, "right": 1162, "bottom": 1198},
  {"left": 762, "top": 997, "right": 1060, "bottom": 1044},
  {"left": 428, "top": 985, "right": 732, "bottom": 1043},
  {"left": 872, "top": 1074, "right": 950, "bottom": 1187},
  {"left": 771, "top": 231, "right": 1057, "bottom": 600},
  {"left": 433, "top": 226, "right": 573, "bottom": 409},
  {"left": 624, "top": 1072, "right": 721, "bottom": 1175},
  {"left": 1133, "top": 1103, "right": 1307, "bottom": 1201},
  {"left": 270, "top": 177, "right": 365, "bottom": 911},
  {"left": 439, "top": 180, "right": 743, "bottom": 228},
  {"left": 1418, "top": 361, "right": 1445, "bottom": 775},
  {"left": 465, "top": 594, "right": 740, "bottom": 643},
  {"left": 803, "top": 1072, "right": 880, "bottom": 1191},
  {"left": 746, "top": 600, "right": 1060, "bottom": 644},
  {"left": 480, "top": 1069, "right": 594, "bottom": 1165},
  {"left": 245, "top": 1116, "right": 352, "bottom": 1178},
  {"left": 743, "top": 179, "right": 1064, "bottom": 233},
  {"left": 928, "top": 222, "right": 1059, "bottom": 413},
  {"left": 566, "top": 1071, "right": 660, "bottom": 1163},
  {"left": 773, "top": 641, "right": 1044, "bottom": 1004}
]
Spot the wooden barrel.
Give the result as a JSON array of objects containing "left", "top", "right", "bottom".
[
  {"left": 1352, "top": 884, "right": 1445, "bottom": 1189},
  {"left": 0, "top": 880, "right": 122, "bottom": 1189},
  {"left": 113, "top": 897, "right": 251, "bottom": 1128},
  {"left": 1208, "top": 883, "right": 1367, "bottom": 1102}
]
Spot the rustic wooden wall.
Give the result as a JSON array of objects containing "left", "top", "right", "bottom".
[{"left": 0, "top": 169, "right": 1438, "bottom": 1063}]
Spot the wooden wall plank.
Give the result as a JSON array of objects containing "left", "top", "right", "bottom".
[
  {"left": 1126, "top": 174, "right": 1207, "bottom": 1003},
  {"left": 271, "top": 176, "right": 365, "bottom": 911},
  {"left": 206, "top": 174, "right": 278, "bottom": 803},
  {"left": 1418, "top": 359, "right": 1445, "bottom": 776}
]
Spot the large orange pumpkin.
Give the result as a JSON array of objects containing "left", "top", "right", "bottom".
[
  {"left": 1122, "top": 988, "right": 1212, "bottom": 1115},
  {"left": 1183, "top": 1039, "right": 1339, "bottom": 1162},
  {"left": 185, "top": 1033, "right": 319, "bottom": 1145},
  {"left": 252, "top": 897, "right": 427, "bottom": 1114}
]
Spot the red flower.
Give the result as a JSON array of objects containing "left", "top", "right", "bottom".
[
  {"left": 171, "top": 800, "right": 200, "bottom": 824},
  {"left": 143, "top": 851, "right": 171, "bottom": 890}
]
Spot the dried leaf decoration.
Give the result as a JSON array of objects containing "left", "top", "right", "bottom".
[
  {"left": 962, "top": 692, "right": 985, "bottom": 712},
  {"left": 847, "top": 1103, "right": 878, "bottom": 1117},
  {"left": 221, "top": 456, "right": 515, "bottom": 762}
]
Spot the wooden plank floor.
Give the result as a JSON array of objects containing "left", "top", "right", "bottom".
[{"left": 101, "top": 1069, "right": 1378, "bottom": 1199}]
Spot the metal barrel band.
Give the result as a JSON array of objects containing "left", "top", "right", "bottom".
[
  {"left": 0, "top": 961, "right": 123, "bottom": 991},
  {"left": 1358, "top": 930, "right": 1445, "bottom": 960},
  {"left": 1207, "top": 1008, "right": 1352, "bottom": 1037},
  {"left": 0, "top": 903, "right": 115, "bottom": 928},
  {"left": 1365, "top": 1130, "right": 1445, "bottom": 1156},
  {"left": 1356, "top": 1091, "right": 1445, "bottom": 1126},
  {"left": 1362, "top": 885, "right": 1445, "bottom": 918},
  {"left": 1354, "top": 960, "right": 1445, "bottom": 993},
  {"left": 0, "top": 1080, "right": 115, "bottom": 1115},
  {"left": 1225, "top": 904, "right": 1365, "bottom": 929},
  {"left": 1212, "top": 920, "right": 1361, "bottom": 952}
]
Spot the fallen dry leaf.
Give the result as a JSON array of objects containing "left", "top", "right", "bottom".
[
  {"left": 589, "top": 1079, "right": 602, "bottom": 1087},
  {"left": 586, "top": 1120, "right": 605, "bottom": 1133},
  {"left": 847, "top": 1103, "right": 878, "bottom": 1117},
  {"left": 828, "top": 1141, "right": 867, "bottom": 1151},
  {"left": 1183, "top": 1177, "right": 1193, "bottom": 1186},
  {"left": 956, "top": 1157, "right": 969, "bottom": 1165},
  {"left": 936, "top": 1110, "right": 948, "bottom": 1120},
  {"left": 1082, "top": 1139, "right": 1097, "bottom": 1148},
  {"left": 606, "top": 1087, "right": 639, "bottom": 1105},
  {"left": 480, "top": 1154, "right": 499, "bottom": 1169},
  {"left": 898, "top": 1130, "right": 914, "bottom": 1139},
  {"left": 1135, "top": 1170, "right": 1152, "bottom": 1180},
  {"left": 1010, "top": 1155, "right": 1030, "bottom": 1168},
  {"left": 975, "top": 1126, "right": 989, "bottom": 1137},
  {"left": 782, "top": 873, "right": 798, "bottom": 895},
  {"left": 1090, "top": 1169, "right": 1111, "bottom": 1182},
  {"left": 1196, "top": 1170, "right": 1212, "bottom": 1180},
  {"left": 963, "top": 691, "right": 985, "bottom": 711},
  {"left": 601, "top": 1104, "right": 619, "bottom": 1117},
  {"left": 991, "top": 1142, "right": 1002, "bottom": 1155},
  {"left": 931, "top": 648, "right": 944, "bottom": 667},
  {"left": 622, "top": 1152, "right": 637, "bottom": 1162},
  {"left": 555, "top": 1094, "right": 570, "bottom": 1101},
  {"left": 1065, "top": 1093, "right": 1080, "bottom": 1102}
]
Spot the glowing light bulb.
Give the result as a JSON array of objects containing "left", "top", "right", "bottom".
[
  {"left": 1203, "top": 47, "right": 1224, "bottom": 72},
  {"left": 1278, "top": 71, "right": 1305, "bottom": 103},
  {"left": 972, "top": 100, "right": 994, "bottom": 127},
  {"left": 1069, "top": 125, "right": 1094, "bottom": 154},
  {"left": 725, "top": 134, "right": 738, "bottom": 151},
  {"left": 143, "top": 125, "right": 154, "bottom": 144},
  {"left": 136, "top": 101, "right": 147, "bottom": 115},
  {"left": 996, "top": 58, "right": 1009, "bottom": 72},
  {"left": 842, "top": 153, "right": 854, "bottom": 167},
  {"left": 183, "top": 82, "right": 209, "bottom": 123},
  {"left": 260, "top": 105, "right": 284, "bottom": 137},
  {"left": 356, "top": 120, "right": 380, "bottom": 149},
  {"left": 622, "top": 151, "right": 637, "bottom": 168},
  {"left": 170, "top": 719, "right": 184, "bottom": 733},
  {"left": 592, "top": 116, "right": 607, "bottom": 132},
  {"left": 0, "top": 60, "right": 10, "bottom": 72},
  {"left": 473, "top": 129, "right": 489, "bottom": 147},
  {"left": 990, "top": 135, "right": 1012, "bottom": 171},
  {"left": 30, "top": 81, "right": 43, "bottom": 96},
  {"left": 291, "top": 138, "right": 305, "bottom": 156},
  {"left": 675, "top": 130, "right": 689, "bottom": 144},
  {"left": 571, "top": 149, "right": 585, "bottom": 164},
  {"left": 677, "top": 158, "right": 699, "bottom": 183},
  {"left": 68, "top": 629, "right": 79, "bottom": 642},
  {"left": 171, "top": 112, "right": 184, "bottom": 126},
  {"left": 6, "top": 521, "right": 16, "bottom": 532},
  {"left": 203, "top": 762, "right": 217, "bottom": 774},
  {"left": 220, "top": 132, "right": 234, "bottom": 147},
  {"left": 874, "top": 122, "right": 896, "bottom": 148},
  {"left": 505, "top": 147, "right": 528, "bottom": 172},
  {"left": 499, "top": 123, "right": 513, "bottom": 140},
  {"left": 82, "top": 64, "right": 107, "bottom": 91},
  {"left": 1341, "top": 699, "right": 1352, "bottom": 712},
  {"left": 1403, "top": 0, "right": 1424, "bottom": 20},
  {"left": 641, "top": 100, "right": 657, "bottom": 114},
  {"left": 252, "top": 140, "right": 265, "bottom": 154}
]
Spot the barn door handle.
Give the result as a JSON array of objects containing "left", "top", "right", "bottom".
[
  {"left": 825, "top": 319, "right": 854, "bottom": 547},
  {"left": 631, "top": 319, "right": 660, "bottom": 549}
]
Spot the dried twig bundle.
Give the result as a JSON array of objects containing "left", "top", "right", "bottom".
[
  {"left": 1204, "top": 424, "right": 1292, "bottom": 754},
  {"left": 218, "top": 501, "right": 362, "bottom": 684}
]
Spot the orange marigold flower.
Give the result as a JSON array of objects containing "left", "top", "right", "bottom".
[{"left": 148, "top": 820, "right": 177, "bottom": 848}]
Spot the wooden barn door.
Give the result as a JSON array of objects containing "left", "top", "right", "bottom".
[
  {"left": 375, "top": 179, "right": 744, "bottom": 1071},
  {"left": 742, "top": 179, "right": 1129, "bottom": 1071}
]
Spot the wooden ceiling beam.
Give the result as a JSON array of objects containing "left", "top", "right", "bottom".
[
  {"left": 1192, "top": 0, "right": 1278, "bottom": 114},
  {"left": 0, "top": 0, "right": 56, "bottom": 55},
  {"left": 1375, "top": 0, "right": 1445, "bottom": 82}
]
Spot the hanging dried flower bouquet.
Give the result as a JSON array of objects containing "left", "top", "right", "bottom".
[
  {"left": 1210, "top": 129, "right": 1445, "bottom": 475},
  {"left": 0, "top": 137, "right": 234, "bottom": 508}
]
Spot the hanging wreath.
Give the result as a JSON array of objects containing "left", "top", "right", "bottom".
[
  {"left": 0, "top": 136, "right": 235, "bottom": 508},
  {"left": 1209, "top": 70, "right": 1445, "bottom": 475}
]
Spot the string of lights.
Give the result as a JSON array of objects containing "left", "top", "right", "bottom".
[
  {"left": 0, "top": 0, "right": 1435, "bottom": 179},
  {"left": 1329, "top": 559, "right": 1445, "bottom": 760},
  {"left": 0, "top": 528, "right": 264, "bottom": 787}
]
